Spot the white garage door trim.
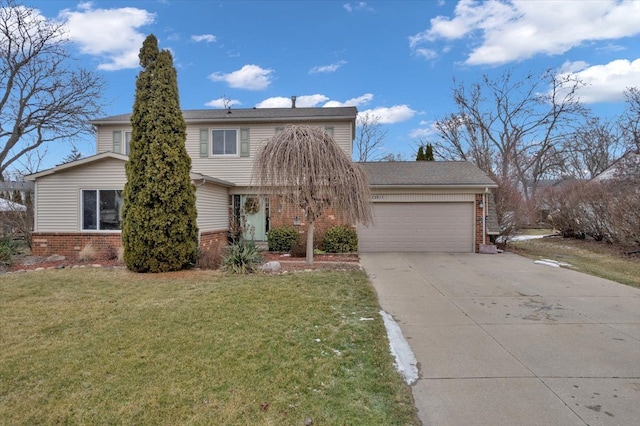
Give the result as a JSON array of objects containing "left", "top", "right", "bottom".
[{"left": 358, "top": 202, "right": 474, "bottom": 253}]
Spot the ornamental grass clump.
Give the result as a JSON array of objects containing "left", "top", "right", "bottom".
[{"left": 221, "top": 240, "right": 262, "bottom": 274}]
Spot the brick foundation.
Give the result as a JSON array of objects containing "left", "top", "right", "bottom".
[
  {"left": 199, "top": 230, "right": 228, "bottom": 253},
  {"left": 31, "top": 232, "right": 123, "bottom": 259},
  {"left": 475, "top": 193, "right": 492, "bottom": 253},
  {"left": 31, "top": 230, "right": 228, "bottom": 260}
]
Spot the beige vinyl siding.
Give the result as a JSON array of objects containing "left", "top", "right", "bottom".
[
  {"left": 189, "top": 122, "right": 353, "bottom": 185},
  {"left": 33, "top": 158, "right": 127, "bottom": 232},
  {"left": 195, "top": 183, "right": 229, "bottom": 232},
  {"left": 370, "top": 192, "right": 476, "bottom": 203},
  {"left": 96, "top": 125, "right": 132, "bottom": 154},
  {"left": 95, "top": 120, "right": 353, "bottom": 186}
]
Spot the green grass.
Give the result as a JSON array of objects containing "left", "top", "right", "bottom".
[
  {"left": 511, "top": 237, "right": 640, "bottom": 288},
  {"left": 0, "top": 269, "right": 418, "bottom": 425}
]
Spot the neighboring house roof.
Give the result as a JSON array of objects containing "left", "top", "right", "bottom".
[
  {"left": 359, "top": 161, "right": 497, "bottom": 188},
  {"left": 0, "top": 198, "right": 26, "bottom": 212},
  {"left": 89, "top": 107, "right": 358, "bottom": 125},
  {"left": 592, "top": 151, "right": 640, "bottom": 181},
  {"left": 25, "top": 152, "right": 235, "bottom": 187}
]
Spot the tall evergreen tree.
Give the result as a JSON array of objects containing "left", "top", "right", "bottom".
[
  {"left": 416, "top": 146, "right": 425, "bottom": 161},
  {"left": 121, "top": 34, "right": 198, "bottom": 273},
  {"left": 425, "top": 143, "right": 435, "bottom": 161}
]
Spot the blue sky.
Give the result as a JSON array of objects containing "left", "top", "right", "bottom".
[{"left": 23, "top": 0, "right": 640, "bottom": 169}]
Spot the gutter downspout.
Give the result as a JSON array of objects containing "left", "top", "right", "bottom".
[{"left": 482, "top": 189, "right": 487, "bottom": 245}]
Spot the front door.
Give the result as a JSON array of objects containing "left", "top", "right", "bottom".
[{"left": 240, "top": 195, "right": 269, "bottom": 241}]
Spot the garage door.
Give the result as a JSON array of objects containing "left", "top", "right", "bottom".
[{"left": 357, "top": 202, "right": 474, "bottom": 253}]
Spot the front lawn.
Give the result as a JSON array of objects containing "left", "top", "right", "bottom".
[
  {"left": 0, "top": 269, "right": 418, "bottom": 425},
  {"left": 510, "top": 236, "right": 640, "bottom": 288}
]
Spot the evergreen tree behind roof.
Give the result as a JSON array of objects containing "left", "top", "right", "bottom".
[{"left": 122, "top": 34, "right": 198, "bottom": 273}]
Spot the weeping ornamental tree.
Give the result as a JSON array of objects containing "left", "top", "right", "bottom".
[
  {"left": 253, "top": 125, "right": 372, "bottom": 265},
  {"left": 121, "top": 35, "right": 198, "bottom": 273}
]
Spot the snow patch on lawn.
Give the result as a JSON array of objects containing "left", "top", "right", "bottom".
[
  {"left": 380, "top": 310, "right": 418, "bottom": 385},
  {"left": 534, "top": 259, "right": 573, "bottom": 268}
]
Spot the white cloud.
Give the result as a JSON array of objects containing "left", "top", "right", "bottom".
[
  {"left": 255, "top": 93, "right": 374, "bottom": 108},
  {"left": 343, "top": 2, "right": 375, "bottom": 13},
  {"left": 410, "top": 0, "right": 640, "bottom": 65},
  {"left": 409, "top": 121, "right": 438, "bottom": 139},
  {"left": 209, "top": 65, "right": 274, "bottom": 90},
  {"left": 359, "top": 105, "right": 416, "bottom": 124},
  {"left": 323, "top": 93, "right": 373, "bottom": 107},
  {"left": 309, "top": 60, "right": 347, "bottom": 74},
  {"left": 205, "top": 98, "right": 242, "bottom": 108},
  {"left": 415, "top": 48, "right": 438, "bottom": 60},
  {"left": 192, "top": 34, "right": 216, "bottom": 43},
  {"left": 559, "top": 58, "right": 640, "bottom": 103},
  {"left": 255, "top": 94, "right": 330, "bottom": 108},
  {"left": 59, "top": 4, "right": 155, "bottom": 71}
]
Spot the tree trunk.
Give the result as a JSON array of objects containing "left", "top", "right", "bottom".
[{"left": 306, "top": 219, "right": 314, "bottom": 265}]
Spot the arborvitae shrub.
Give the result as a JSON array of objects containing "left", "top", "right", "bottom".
[
  {"left": 323, "top": 225, "right": 358, "bottom": 253},
  {"left": 267, "top": 226, "right": 300, "bottom": 252},
  {"left": 121, "top": 34, "right": 198, "bottom": 273}
]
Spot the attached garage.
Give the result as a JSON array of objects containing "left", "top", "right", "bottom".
[
  {"left": 358, "top": 201, "right": 474, "bottom": 253},
  {"left": 358, "top": 162, "right": 498, "bottom": 253}
]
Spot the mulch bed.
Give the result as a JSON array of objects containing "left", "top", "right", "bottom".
[{"left": 2, "top": 252, "right": 361, "bottom": 274}]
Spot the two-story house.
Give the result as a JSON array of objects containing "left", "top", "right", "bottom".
[{"left": 26, "top": 103, "right": 498, "bottom": 258}]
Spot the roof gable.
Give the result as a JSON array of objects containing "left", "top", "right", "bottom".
[{"left": 26, "top": 152, "right": 128, "bottom": 180}]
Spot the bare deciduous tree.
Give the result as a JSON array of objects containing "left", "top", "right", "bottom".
[
  {"left": 434, "top": 69, "right": 587, "bottom": 201},
  {"left": 619, "top": 87, "right": 640, "bottom": 152},
  {"left": 354, "top": 112, "right": 387, "bottom": 162},
  {"left": 253, "top": 125, "right": 372, "bottom": 265},
  {"left": 0, "top": 0, "right": 105, "bottom": 176},
  {"left": 563, "top": 117, "right": 621, "bottom": 179}
]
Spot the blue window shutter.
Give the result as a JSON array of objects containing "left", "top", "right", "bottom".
[
  {"left": 113, "top": 131, "right": 122, "bottom": 153},
  {"left": 240, "top": 128, "right": 250, "bottom": 157},
  {"left": 199, "top": 128, "right": 209, "bottom": 157}
]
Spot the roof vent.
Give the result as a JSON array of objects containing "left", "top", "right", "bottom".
[{"left": 291, "top": 95, "right": 296, "bottom": 108}]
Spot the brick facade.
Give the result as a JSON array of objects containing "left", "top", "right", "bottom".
[
  {"left": 31, "top": 230, "right": 228, "bottom": 260},
  {"left": 31, "top": 232, "right": 123, "bottom": 258},
  {"left": 475, "top": 193, "right": 491, "bottom": 252}
]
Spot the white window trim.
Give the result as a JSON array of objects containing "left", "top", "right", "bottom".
[
  {"left": 211, "top": 128, "right": 239, "bottom": 157},
  {"left": 81, "top": 189, "right": 123, "bottom": 232}
]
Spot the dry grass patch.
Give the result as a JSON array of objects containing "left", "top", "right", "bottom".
[
  {"left": 510, "top": 236, "right": 640, "bottom": 288},
  {"left": 0, "top": 269, "right": 418, "bottom": 425}
]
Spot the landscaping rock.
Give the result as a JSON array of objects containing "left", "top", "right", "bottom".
[
  {"left": 260, "top": 261, "right": 281, "bottom": 273},
  {"left": 45, "top": 254, "right": 66, "bottom": 262}
]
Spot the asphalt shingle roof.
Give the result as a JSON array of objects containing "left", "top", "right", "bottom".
[
  {"left": 359, "top": 161, "right": 497, "bottom": 187},
  {"left": 90, "top": 107, "right": 358, "bottom": 124}
]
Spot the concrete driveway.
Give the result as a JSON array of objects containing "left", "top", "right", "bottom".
[{"left": 360, "top": 252, "right": 640, "bottom": 426}]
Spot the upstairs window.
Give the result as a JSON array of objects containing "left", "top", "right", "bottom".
[
  {"left": 212, "top": 129, "right": 237, "bottom": 156},
  {"left": 82, "top": 190, "right": 123, "bottom": 231},
  {"left": 124, "top": 131, "right": 132, "bottom": 155}
]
